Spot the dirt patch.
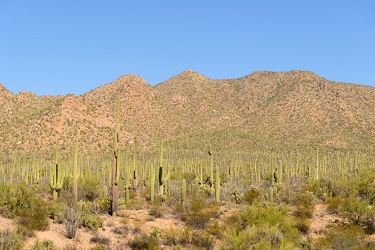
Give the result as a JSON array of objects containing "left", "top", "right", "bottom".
[{"left": 308, "top": 203, "right": 345, "bottom": 238}]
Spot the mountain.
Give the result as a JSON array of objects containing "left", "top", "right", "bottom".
[{"left": 1, "top": 70, "right": 375, "bottom": 155}]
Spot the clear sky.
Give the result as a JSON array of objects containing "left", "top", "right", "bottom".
[{"left": 1, "top": 1, "right": 374, "bottom": 96}]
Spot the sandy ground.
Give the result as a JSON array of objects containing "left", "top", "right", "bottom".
[
  {"left": 1, "top": 208, "right": 184, "bottom": 250},
  {"left": 0, "top": 203, "right": 358, "bottom": 249}
]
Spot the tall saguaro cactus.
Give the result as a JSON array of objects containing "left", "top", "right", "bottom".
[
  {"left": 181, "top": 179, "right": 186, "bottom": 211},
  {"left": 111, "top": 98, "right": 120, "bottom": 216},
  {"left": 215, "top": 164, "right": 220, "bottom": 203},
  {"left": 72, "top": 141, "right": 79, "bottom": 203},
  {"left": 208, "top": 144, "right": 214, "bottom": 181},
  {"left": 50, "top": 144, "right": 64, "bottom": 201},
  {"left": 158, "top": 141, "right": 164, "bottom": 195}
]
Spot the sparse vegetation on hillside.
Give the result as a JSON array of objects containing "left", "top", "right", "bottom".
[{"left": 1, "top": 70, "right": 375, "bottom": 155}]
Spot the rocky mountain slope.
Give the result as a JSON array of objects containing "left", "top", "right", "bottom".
[{"left": 1, "top": 70, "right": 375, "bottom": 155}]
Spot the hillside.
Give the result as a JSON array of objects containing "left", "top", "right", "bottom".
[{"left": 1, "top": 70, "right": 375, "bottom": 155}]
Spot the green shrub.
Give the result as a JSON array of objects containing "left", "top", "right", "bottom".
[
  {"left": 327, "top": 195, "right": 375, "bottom": 233},
  {"left": 17, "top": 197, "right": 49, "bottom": 232},
  {"left": 128, "top": 233, "right": 158, "bottom": 250},
  {"left": 314, "top": 223, "right": 367, "bottom": 249},
  {"left": 294, "top": 192, "right": 314, "bottom": 219},
  {"left": 0, "top": 183, "right": 35, "bottom": 218},
  {"left": 81, "top": 214, "right": 104, "bottom": 231},
  {"left": 185, "top": 196, "right": 219, "bottom": 229},
  {"left": 191, "top": 231, "right": 214, "bottom": 249},
  {"left": 47, "top": 202, "right": 65, "bottom": 223},
  {"left": 75, "top": 200, "right": 103, "bottom": 231},
  {"left": 81, "top": 176, "right": 101, "bottom": 202},
  {"left": 222, "top": 204, "right": 301, "bottom": 249},
  {"left": 0, "top": 183, "right": 49, "bottom": 236},
  {"left": 30, "top": 239, "right": 56, "bottom": 250},
  {"left": 244, "top": 188, "right": 259, "bottom": 204},
  {"left": 0, "top": 230, "right": 24, "bottom": 250}
]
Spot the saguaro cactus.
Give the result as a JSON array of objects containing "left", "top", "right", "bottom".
[
  {"left": 181, "top": 179, "right": 186, "bottom": 211},
  {"left": 111, "top": 98, "right": 120, "bottom": 216},
  {"left": 50, "top": 144, "right": 64, "bottom": 201},
  {"left": 72, "top": 140, "right": 79, "bottom": 203},
  {"left": 269, "top": 186, "right": 274, "bottom": 204},
  {"left": 158, "top": 141, "right": 164, "bottom": 195},
  {"left": 150, "top": 165, "right": 155, "bottom": 202},
  {"left": 215, "top": 164, "right": 220, "bottom": 203},
  {"left": 208, "top": 144, "right": 213, "bottom": 181}
]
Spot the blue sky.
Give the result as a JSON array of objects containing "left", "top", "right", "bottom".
[{"left": 1, "top": 1, "right": 374, "bottom": 96}]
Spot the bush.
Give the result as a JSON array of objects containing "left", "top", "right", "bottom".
[
  {"left": 128, "top": 233, "right": 158, "bottom": 250},
  {"left": 64, "top": 206, "right": 80, "bottom": 239},
  {"left": 17, "top": 197, "right": 49, "bottom": 232},
  {"left": 149, "top": 205, "right": 163, "bottom": 218},
  {"left": 222, "top": 204, "right": 301, "bottom": 249},
  {"left": 47, "top": 203, "right": 65, "bottom": 223},
  {"left": 90, "top": 235, "right": 110, "bottom": 245},
  {"left": 185, "top": 196, "right": 219, "bottom": 229},
  {"left": 0, "top": 183, "right": 49, "bottom": 237},
  {"left": 30, "top": 239, "right": 56, "bottom": 250},
  {"left": 0, "top": 183, "right": 35, "bottom": 218},
  {"left": 76, "top": 201, "right": 103, "bottom": 231},
  {"left": 244, "top": 188, "right": 259, "bottom": 204},
  {"left": 294, "top": 192, "right": 314, "bottom": 219},
  {"left": 0, "top": 230, "right": 24, "bottom": 250},
  {"left": 81, "top": 214, "right": 104, "bottom": 231},
  {"left": 328, "top": 195, "right": 375, "bottom": 233},
  {"left": 315, "top": 223, "right": 367, "bottom": 249},
  {"left": 81, "top": 176, "right": 101, "bottom": 202}
]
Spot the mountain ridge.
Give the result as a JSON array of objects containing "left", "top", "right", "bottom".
[{"left": 1, "top": 70, "right": 375, "bottom": 155}]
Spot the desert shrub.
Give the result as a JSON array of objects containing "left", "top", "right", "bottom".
[
  {"left": 30, "top": 239, "right": 56, "bottom": 250},
  {"left": 243, "top": 187, "right": 259, "bottom": 204},
  {"left": 90, "top": 235, "right": 110, "bottom": 245},
  {"left": 88, "top": 245, "right": 109, "bottom": 250},
  {"left": 17, "top": 196, "right": 49, "bottom": 232},
  {"left": 185, "top": 196, "right": 219, "bottom": 229},
  {"left": 292, "top": 192, "right": 314, "bottom": 234},
  {"left": 162, "top": 227, "right": 213, "bottom": 249},
  {"left": 294, "top": 192, "right": 315, "bottom": 219},
  {"left": 81, "top": 175, "right": 101, "bottom": 202},
  {"left": 327, "top": 195, "right": 375, "bottom": 233},
  {"left": 295, "top": 218, "right": 310, "bottom": 235},
  {"left": 96, "top": 196, "right": 110, "bottom": 214},
  {"left": 0, "top": 230, "right": 24, "bottom": 250},
  {"left": 182, "top": 172, "right": 196, "bottom": 182},
  {"left": 0, "top": 183, "right": 49, "bottom": 236},
  {"left": 64, "top": 206, "right": 80, "bottom": 239},
  {"left": 0, "top": 183, "right": 35, "bottom": 218},
  {"left": 149, "top": 205, "right": 163, "bottom": 218},
  {"left": 111, "top": 226, "right": 129, "bottom": 235},
  {"left": 206, "top": 220, "right": 224, "bottom": 238},
  {"left": 350, "top": 169, "right": 375, "bottom": 203},
  {"left": 314, "top": 223, "right": 367, "bottom": 249},
  {"left": 81, "top": 214, "right": 104, "bottom": 231},
  {"left": 222, "top": 204, "right": 301, "bottom": 249},
  {"left": 75, "top": 200, "right": 103, "bottom": 231},
  {"left": 128, "top": 233, "right": 158, "bottom": 250},
  {"left": 191, "top": 231, "right": 214, "bottom": 249},
  {"left": 47, "top": 202, "right": 65, "bottom": 223}
]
